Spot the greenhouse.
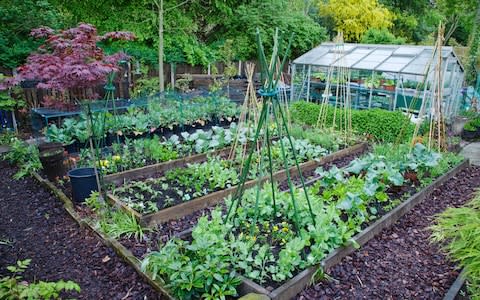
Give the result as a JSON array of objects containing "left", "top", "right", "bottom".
[{"left": 291, "top": 43, "right": 465, "bottom": 120}]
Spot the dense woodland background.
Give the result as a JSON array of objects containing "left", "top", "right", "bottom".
[{"left": 1, "top": 0, "right": 479, "bottom": 84}]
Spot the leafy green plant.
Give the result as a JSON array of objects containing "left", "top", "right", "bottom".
[
  {"left": 99, "top": 210, "right": 151, "bottom": 241},
  {"left": 141, "top": 211, "right": 241, "bottom": 300},
  {"left": 2, "top": 138, "right": 42, "bottom": 179},
  {"left": 0, "top": 259, "right": 80, "bottom": 299},
  {"left": 290, "top": 101, "right": 415, "bottom": 143},
  {"left": 430, "top": 193, "right": 480, "bottom": 298},
  {"left": 85, "top": 192, "right": 151, "bottom": 241}
]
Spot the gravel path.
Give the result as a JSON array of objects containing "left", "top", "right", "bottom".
[
  {"left": 298, "top": 165, "right": 480, "bottom": 300},
  {"left": 0, "top": 161, "right": 163, "bottom": 300}
]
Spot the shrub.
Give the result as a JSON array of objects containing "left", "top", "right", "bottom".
[
  {"left": 464, "top": 121, "right": 477, "bottom": 132},
  {"left": 290, "top": 101, "right": 414, "bottom": 143},
  {"left": 361, "top": 28, "right": 406, "bottom": 45}
]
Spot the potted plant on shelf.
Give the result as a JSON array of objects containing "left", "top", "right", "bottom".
[
  {"left": 311, "top": 72, "right": 326, "bottom": 82},
  {"left": 365, "top": 76, "right": 381, "bottom": 89},
  {"left": 382, "top": 79, "right": 396, "bottom": 91}
]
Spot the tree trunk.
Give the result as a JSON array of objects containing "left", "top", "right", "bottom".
[{"left": 158, "top": 0, "right": 164, "bottom": 92}]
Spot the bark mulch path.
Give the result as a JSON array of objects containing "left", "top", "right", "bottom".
[
  {"left": 298, "top": 166, "right": 480, "bottom": 300},
  {"left": 0, "top": 161, "right": 163, "bottom": 300}
]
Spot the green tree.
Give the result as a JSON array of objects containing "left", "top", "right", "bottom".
[
  {"left": 0, "top": 0, "right": 65, "bottom": 69},
  {"left": 361, "top": 28, "right": 405, "bottom": 44},
  {"left": 319, "top": 0, "right": 394, "bottom": 42},
  {"left": 465, "top": 4, "right": 480, "bottom": 85},
  {"left": 436, "top": 0, "right": 478, "bottom": 45},
  {"left": 223, "top": 0, "right": 328, "bottom": 60}
]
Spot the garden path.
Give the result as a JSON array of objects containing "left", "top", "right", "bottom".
[
  {"left": 460, "top": 142, "right": 480, "bottom": 166},
  {"left": 0, "top": 161, "right": 163, "bottom": 299}
]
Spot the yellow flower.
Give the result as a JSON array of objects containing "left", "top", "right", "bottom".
[
  {"left": 282, "top": 227, "right": 289, "bottom": 233},
  {"left": 112, "top": 155, "right": 121, "bottom": 162},
  {"left": 252, "top": 236, "right": 257, "bottom": 242},
  {"left": 273, "top": 225, "right": 279, "bottom": 232},
  {"left": 99, "top": 160, "right": 109, "bottom": 167}
]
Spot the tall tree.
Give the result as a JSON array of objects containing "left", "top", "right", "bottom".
[
  {"left": 465, "top": 3, "right": 480, "bottom": 85},
  {"left": 436, "top": 0, "right": 477, "bottom": 44}
]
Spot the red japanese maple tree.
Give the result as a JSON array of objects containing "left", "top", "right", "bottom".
[{"left": 13, "top": 23, "right": 135, "bottom": 108}]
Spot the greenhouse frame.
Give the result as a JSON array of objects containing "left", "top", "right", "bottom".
[{"left": 290, "top": 43, "right": 465, "bottom": 120}]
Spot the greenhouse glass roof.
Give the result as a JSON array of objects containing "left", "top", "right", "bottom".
[{"left": 293, "top": 43, "right": 463, "bottom": 76}]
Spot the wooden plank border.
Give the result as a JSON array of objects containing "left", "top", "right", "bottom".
[
  {"left": 31, "top": 171, "right": 175, "bottom": 300},
  {"left": 443, "top": 269, "right": 467, "bottom": 300},
  {"left": 108, "top": 142, "right": 368, "bottom": 227},
  {"left": 237, "top": 159, "right": 470, "bottom": 300},
  {"left": 104, "top": 137, "right": 282, "bottom": 185},
  {"left": 104, "top": 146, "right": 232, "bottom": 185}
]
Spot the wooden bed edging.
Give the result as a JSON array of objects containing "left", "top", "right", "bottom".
[
  {"left": 443, "top": 269, "right": 467, "bottom": 300},
  {"left": 237, "top": 159, "right": 470, "bottom": 300},
  {"left": 108, "top": 142, "right": 368, "bottom": 227},
  {"left": 31, "top": 171, "right": 175, "bottom": 300},
  {"left": 104, "top": 146, "right": 231, "bottom": 185}
]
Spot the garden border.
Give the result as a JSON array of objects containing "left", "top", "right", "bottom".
[
  {"left": 235, "top": 159, "right": 470, "bottom": 300},
  {"left": 106, "top": 142, "right": 368, "bottom": 227}
]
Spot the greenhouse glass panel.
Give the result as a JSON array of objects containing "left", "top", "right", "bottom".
[{"left": 377, "top": 56, "right": 413, "bottom": 72}]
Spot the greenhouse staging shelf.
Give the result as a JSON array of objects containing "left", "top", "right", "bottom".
[
  {"left": 106, "top": 142, "right": 368, "bottom": 227},
  {"left": 222, "top": 160, "right": 471, "bottom": 300}
]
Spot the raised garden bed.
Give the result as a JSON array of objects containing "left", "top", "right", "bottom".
[
  {"left": 27, "top": 143, "right": 467, "bottom": 300},
  {"left": 107, "top": 142, "right": 368, "bottom": 227},
  {"left": 130, "top": 144, "right": 464, "bottom": 300},
  {"left": 298, "top": 164, "right": 480, "bottom": 300},
  {"left": 236, "top": 159, "right": 469, "bottom": 300}
]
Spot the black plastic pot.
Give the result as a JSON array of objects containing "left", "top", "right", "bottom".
[
  {"left": 64, "top": 142, "right": 78, "bottom": 154},
  {"left": 68, "top": 167, "right": 99, "bottom": 203},
  {"left": 39, "top": 148, "right": 65, "bottom": 181},
  {"left": 461, "top": 129, "right": 479, "bottom": 140}
]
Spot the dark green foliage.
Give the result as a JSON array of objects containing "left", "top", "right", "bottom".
[
  {"left": 0, "top": 0, "right": 65, "bottom": 68},
  {"left": 2, "top": 138, "right": 42, "bottom": 179},
  {"left": 221, "top": 0, "right": 328, "bottom": 60},
  {"left": 49, "top": 0, "right": 327, "bottom": 66},
  {"left": 361, "top": 28, "right": 406, "bottom": 44},
  {"left": 290, "top": 101, "right": 414, "bottom": 143}
]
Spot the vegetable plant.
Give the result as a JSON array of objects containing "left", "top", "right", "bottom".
[{"left": 0, "top": 259, "right": 80, "bottom": 299}]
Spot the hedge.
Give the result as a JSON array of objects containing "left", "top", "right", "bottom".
[{"left": 290, "top": 101, "right": 415, "bottom": 143}]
